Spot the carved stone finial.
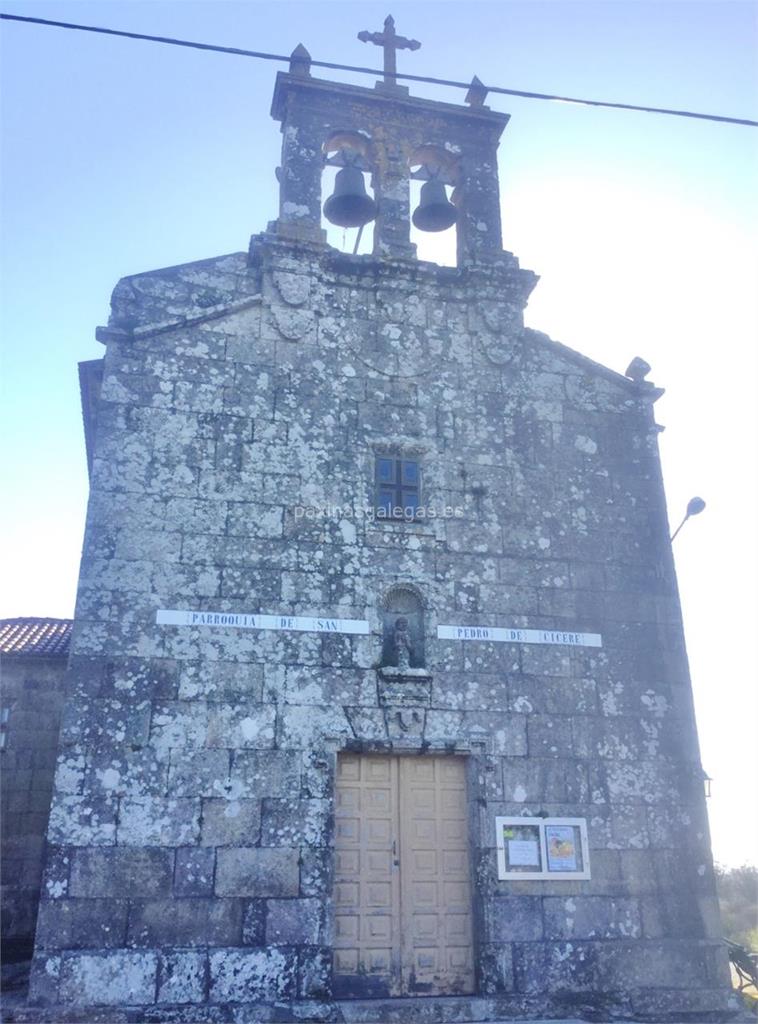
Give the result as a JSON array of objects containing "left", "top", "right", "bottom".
[
  {"left": 289, "top": 43, "right": 311, "bottom": 77},
  {"left": 625, "top": 356, "right": 652, "bottom": 383},
  {"left": 465, "top": 75, "right": 488, "bottom": 107}
]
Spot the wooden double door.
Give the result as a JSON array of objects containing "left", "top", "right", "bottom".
[{"left": 333, "top": 754, "right": 475, "bottom": 997}]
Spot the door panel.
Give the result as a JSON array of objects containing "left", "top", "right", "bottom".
[
  {"left": 333, "top": 755, "right": 401, "bottom": 997},
  {"left": 399, "top": 756, "right": 474, "bottom": 995},
  {"left": 333, "top": 754, "right": 474, "bottom": 998}
]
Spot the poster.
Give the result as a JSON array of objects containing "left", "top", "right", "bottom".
[
  {"left": 545, "top": 825, "right": 579, "bottom": 872},
  {"left": 501, "top": 822, "right": 542, "bottom": 872},
  {"left": 507, "top": 839, "right": 541, "bottom": 866}
]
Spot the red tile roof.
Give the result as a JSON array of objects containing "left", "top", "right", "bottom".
[{"left": 0, "top": 618, "right": 72, "bottom": 657}]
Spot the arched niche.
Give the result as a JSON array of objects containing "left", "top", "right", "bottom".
[{"left": 380, "top": 584, "right": 425, "bottom": 670}]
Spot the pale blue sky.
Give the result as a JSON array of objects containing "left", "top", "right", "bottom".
[{"left": 1, "top": 0, "right": 756, "bottom": 866}]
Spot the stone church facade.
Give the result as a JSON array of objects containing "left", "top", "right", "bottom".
[{"left": 29, "top": 34, "right": 735, "bottom": 1023}]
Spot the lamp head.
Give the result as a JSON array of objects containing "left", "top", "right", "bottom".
[{"left": 686, "top": 497, "right": 706, "bottom": 517}]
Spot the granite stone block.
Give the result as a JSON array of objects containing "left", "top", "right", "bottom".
[
  {"left": 230, "top": 749, "right": 301, "bottom": 798},
  {"left": 201, "top": 798, "right": 261, "bottom": 846},
  {"left": 69, "top": 847, "right": 174, "bottom": 897},
  {"left": 543, "top": 895, "right": 642, "bottom": 939},
  {"left": 157, "top": 950, "right": 207, "bottom": 1005},
  {"left": 173, "top": 846, "right": 215, "bottom": 897},
  {"left": 265, "top": 897, "right": 322, "bottom": 945},
  {"left": 128, "top": 898, "right": 243, "bottom": 947},
  {"left": 59, "top": 951, "right": 158, "bottom": 1006},
  {"left": 35, "top": 898, "right": 129, "bottom": 949},
  {"left": 486, "top": 897, "right": 544, "bottom": 942},
  {"left": 208, "top": 947, "right": 296, "bottom": 1002},
  {"left": 215, "top": 847, "right": 299, "bottom": 897}
]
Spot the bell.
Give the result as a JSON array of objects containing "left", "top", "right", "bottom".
[
  {"left": 323, "top": 166, "right": 378, "bottom": 228},
  {"left": 412, "top": 179, "right": 457, "bottom": 232}
]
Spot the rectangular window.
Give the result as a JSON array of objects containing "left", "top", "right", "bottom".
[{"left": 375, "top": 456, "right": 420, "bottom": 520}]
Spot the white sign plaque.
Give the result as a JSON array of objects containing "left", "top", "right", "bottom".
[
  {"left": 437, "top": 624, "right": 602, "bottom": 648},
  {"left": 157, "top": 609, "right": 370, "bottom": 635}
]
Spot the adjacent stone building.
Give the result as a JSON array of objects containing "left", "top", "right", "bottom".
[
  {"left": 0, "top": 619, "right": 71, "bottom": 966},
  {"left": 28, "top": 28, "right": 736, "bottom": 1023}
]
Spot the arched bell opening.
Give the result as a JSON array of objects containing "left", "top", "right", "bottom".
[
  {"left": 408, "top": 144, "right": 460, "bottom": 267},
  {"left": 321, "top": 131, "right": 377, "bottom": 255}
]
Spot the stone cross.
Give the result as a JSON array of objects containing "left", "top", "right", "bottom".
[{"left": 358, "top": 15, "right": 421, "bottom": 85}]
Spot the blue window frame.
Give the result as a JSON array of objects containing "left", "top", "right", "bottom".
[{"left": 375, "top": 456, "right": 420, "bottom": 519}]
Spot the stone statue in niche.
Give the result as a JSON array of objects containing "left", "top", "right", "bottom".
[
  {"left": 380, "top": 586, "right": 426, "bottom": 673},
  {"left": 392, "top": 616, "right": 413, "bottom": 671}
]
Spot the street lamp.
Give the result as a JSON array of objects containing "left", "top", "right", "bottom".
[{"left": 671, "top": 496, "right": 706, "bottom": 542}]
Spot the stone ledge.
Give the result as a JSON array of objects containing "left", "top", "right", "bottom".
[
  {"left": 7, "top": 993, "right": 748, "bottom": 1024},
  {"left": 4, "top": 1013, "right": 747, "bottom": 1024},
  {"left": 377, "top": 667, "right": 432, "bottom": 681}
]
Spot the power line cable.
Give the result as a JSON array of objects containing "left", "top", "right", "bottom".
[{"left": 1, "top": 12, "right": 756, "bottom": 128}]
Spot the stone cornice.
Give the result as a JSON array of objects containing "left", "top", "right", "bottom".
[
  {"left": 96, "top": 295, "right": 262, "bottom": 345},
  {"left": 270, "top": 71, "right": 510, "bottom": 136}
]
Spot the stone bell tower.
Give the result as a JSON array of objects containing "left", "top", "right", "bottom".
[
  {"left": 29, "top": 17, "right": 734, "bottom": 1023},
  {"left": 271, "top": 25, "right": 505, "bottom": 266}
]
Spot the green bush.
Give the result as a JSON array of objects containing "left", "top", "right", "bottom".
[{"left": 715, "top": 864, "right": 758, "bottom": 950}]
